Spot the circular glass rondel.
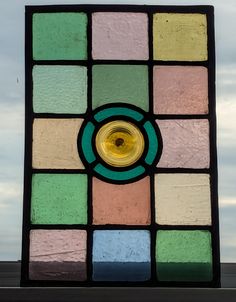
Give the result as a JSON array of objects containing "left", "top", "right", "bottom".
[
  {"left": 95, "top": 120, "right": 145, "bottom": 167},
  {"left": 79, "top": 104, "right": 162, "bottom": 183}
]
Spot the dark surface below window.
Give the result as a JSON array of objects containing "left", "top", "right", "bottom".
[{"left": 0, "top": 262, "right": 236, "bottom": 302}]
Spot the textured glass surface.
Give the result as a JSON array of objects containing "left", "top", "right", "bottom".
[
  {"left": 153, "top": 66, "right": 208, "bottom": 114},
  {"left": 155, "top": 174, "right": 211, "bottom": 225},
  {"left": 92, "top": 177, "right": 151, "bottom": 225},
  {"left": 156, "top": 230, "right": 213, "bottom": 281},
  {"left": 32, "top": 119, "right": 84, "bottom": 169},
  {"left": 31, "top": 174, "right": 87, "bottom": 224},
  {"left": 95, "top": 120, "right": 145, "bottom": 168},
  {"left": 157, "top": 119, "right": 210, "bottom": 168},
  {"left": 92, "top": 65, "right": 149, "bottom": 111},
  {"left": 143, "top": 121, "right": 159, "bottom": 165},
  {"left": 94, "top": 163, "right": 145, "bottom": 181},
  {"left": 81, "top": 122, "right": 96, "bottom": 163},
  {"left": 29, "top": 230, "right": 87, "bottom": 281},
  {"left": 92, "top": 12, "right": 148, "bottom": 60},
  {"left": 33, "top": 65, "right": 87, "bottom": 114},
  {"left": 33, "top": 13, "right": 87, "bottom": 60},
  {"left": 94, "top": 107, "right": 143, "bottom": 122},
  {"left": 92, "top": 230, "right": 151, "bottom": 281},
  {"left": 153, "top": 13, "right": 208, "bottom": 61}
]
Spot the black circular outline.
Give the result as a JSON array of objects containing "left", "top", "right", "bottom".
[{"left": 77, "top": 103, "right": 163, "bottom": 184}]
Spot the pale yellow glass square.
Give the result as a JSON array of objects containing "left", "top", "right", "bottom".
[{"left": 153, "top": 13, "right": 208, "bottom": 61}]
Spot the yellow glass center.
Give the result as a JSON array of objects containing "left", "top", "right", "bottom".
[{"left": 95, "top": 120, "right": 145, "bottom": 167}]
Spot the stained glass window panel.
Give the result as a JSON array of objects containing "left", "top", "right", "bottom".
[{"left": 22, "top": 5, "right": 220, "bottom": 287}]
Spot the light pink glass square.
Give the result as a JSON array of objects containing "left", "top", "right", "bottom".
[
  {"left": 92, "top": 12, "right": 149, "bottom": 60},
  {"left": 29, "top": 230, "right": 87, "bottom": 280},
  {"left": 157, "top": 119, "right": 210, "bottom": 168}
]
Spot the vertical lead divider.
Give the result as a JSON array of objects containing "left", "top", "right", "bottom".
[
  {"left": 148, "top": 11, "right": 157, "bottom": 284},
  {"left": 21, "top": 8, "right": 33, "bottom": 286},
  {"left": 207, "top": 7, "right": 221, "bottom": 287},
  {"left": 86, "top": 11, "right": 93, "bottom": 283},
  {"left": 87, "top": 174, "right": 93, "bottom": 283}
]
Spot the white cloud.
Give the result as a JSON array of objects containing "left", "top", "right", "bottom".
[
  {"left": 0, "top": 182, "right": 22, "bottom": 203},
  {"left": 217, "top": 98, "right": 236, "bottom": 147},
  {"left": 220, "top": 197, "right": 236, "bottom": 207},
  {"left": 0, "top": 102, "right": 24, "bottom": 134}
]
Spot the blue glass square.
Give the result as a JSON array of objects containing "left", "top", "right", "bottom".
[{"left": 92, "top": 230, "right": 151, "bottom": 281}]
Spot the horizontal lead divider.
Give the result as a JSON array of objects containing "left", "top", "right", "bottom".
[
  {"left": 29, "top": 224, "right": 212, "bottom": 231},
  {"left": 32, "top": 113, "right": 210, "bottom": 120},
  {"left": 32, "top": 60, "right": 208, "bottom": 66},
  {"left": 31, "top": 168, "right": 210, "bottom": 174}
]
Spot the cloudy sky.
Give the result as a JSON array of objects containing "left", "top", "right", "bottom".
[{"left": 0, "top": 0, "right": 235, "bottom": 262}]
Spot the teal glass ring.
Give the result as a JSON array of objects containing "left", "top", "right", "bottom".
[{"left": 78, "top": 104, "right": 162, "bottom": 183}]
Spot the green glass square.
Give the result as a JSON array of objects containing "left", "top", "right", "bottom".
[
  {"left": 33, "top": 65, "right": 87, "bottom": 114},
  {"left": 156, "top": 230, "right": 213, "bottom": 282},
  {"left": 33, "top": 13, "right": 87, "bottom": 60},
  {"left": 92, "top": 65, "right": 149, "bottom": 111},
  {"left": 31, "top": 174, "right": 87, "bottom": 224}
]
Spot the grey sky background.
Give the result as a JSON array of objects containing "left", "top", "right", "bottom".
[{"left": 0, "top": 0, "right": 235, "bottom": 261}]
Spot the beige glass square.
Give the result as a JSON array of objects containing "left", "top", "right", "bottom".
[
  {"left": 155, "top": 174, "right": 211, "bottom": 225},
  {"left": 32, "top": 118, "right": 84, "bottom": 169}
]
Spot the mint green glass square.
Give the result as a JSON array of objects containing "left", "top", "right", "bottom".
[
  {"left": 33, "top": 65, "right": 87, "bottom": 113},
  {"left": 156, "top": 230, "right": 213, "bottom": 282},
  {"left": 31, "top": 174, "right": 87, "bottom": 224},
  {"left": 33, "top": 13, "right": 87, "bottom": 60},
  {"left": 92, "top": 65, "right": 149, "bottom": 111}
]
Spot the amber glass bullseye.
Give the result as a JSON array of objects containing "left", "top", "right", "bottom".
[{"left": 95, "top": 120, "right": 145, "bottom": 167}]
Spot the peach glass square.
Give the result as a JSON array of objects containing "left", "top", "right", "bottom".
[
  {"left": 32, "top": 118, "right": 84, "bottom": 169},
  {"left": 153, "top": 66, "right": 208, "bottom": 114},
  {"left": 92, "top": 177, "right": 151, "bottom": 225}
]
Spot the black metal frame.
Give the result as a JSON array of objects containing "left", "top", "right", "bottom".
[{"left": 21, "top": 4, "right": 220, "bottom": 288}]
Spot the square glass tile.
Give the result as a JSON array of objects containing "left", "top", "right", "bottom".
[
  {"left": 156, "top": 230, "right": 213, "bottom": 282},
  {"left": 33, "top": 13, "right": 87, "bottom": 60}
]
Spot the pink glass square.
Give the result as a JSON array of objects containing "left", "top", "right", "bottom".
[
  {"left": 29, "top": 230, "right": 87, "bottom": 280},
  {"left": 157, "top": 119, "right": 210, "bottom": 168},
  {"left": 92, "top": 12, "right": 148, "bottom": 60},
  {"left": 153, "top": 66, "right": 208, "bottom": 114}
]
